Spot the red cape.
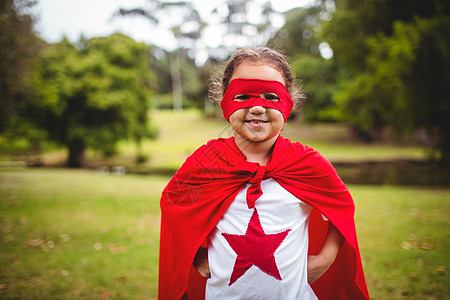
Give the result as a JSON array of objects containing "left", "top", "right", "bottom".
[{"left": 159, "top": 136, "right": 369, "bottom": 300}]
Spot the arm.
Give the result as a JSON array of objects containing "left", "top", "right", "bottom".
[
  {"left": 193, "top": 246, "right": 211, "bottom": 278},
  {"left": 307, "top": 222, "right": 344, "bottom": 283}
]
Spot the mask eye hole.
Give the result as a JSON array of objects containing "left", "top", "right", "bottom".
[
  {"left": 260, "top": 92, "right": 279, "bottom": 101},
  {"left": 233, "top": 94, "right": 251, "bottom": 102}
]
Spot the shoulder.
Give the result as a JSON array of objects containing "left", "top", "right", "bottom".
[
  {"left": 277, "top": 135, "right": 314, "bottom": 152},
  {"left": 190, "top": 137, "right": 233, "bottom": 159},
  {"left": 178, "top": 137, "right": 234, "bottom": 170},
  {"left": 277, "top": 135, "right": 336, "bottom": 173},
  {"left": 278, "top": 135, "right": 324, "bottom": 159}
]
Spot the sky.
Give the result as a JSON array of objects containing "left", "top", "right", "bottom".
[{"left": 35, "top": 0, "right": 316, "bottom": 51}]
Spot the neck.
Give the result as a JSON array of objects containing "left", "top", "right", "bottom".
[{"left": 234, "top": 134, "right": 279, "bottom": 166}]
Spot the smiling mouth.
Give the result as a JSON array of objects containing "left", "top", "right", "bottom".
[
  {"left": 245, "top": 119, "right": 269, "bottom": 127},
  {"left": 245, "top": 119, "right": 268, "bottom": 124}
]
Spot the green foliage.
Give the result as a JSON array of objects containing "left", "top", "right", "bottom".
[
  {"left": 269, "top": 6, "right": 327, "bottom": 58},
  {"left": 323, "top": 0, "right": 447, "bottom": 72},
  {"left": 332, "top": 16, "right": 450, "bottom": 148},
  {"left": 333, "top": 20, "right": 420, "bottom": 132},
  {"left": 150, "top": 49, "right": 204, "bottom": 109},
  {"left": 0, "top": 0, "right": 40, "bottom": 133},
  {"left": 323, "top": 0, "right": 450, "bottom": 158},
  {"left": 179, "top": 55, "right": 203, "bottom": 104},
  {"left": 291, "top": 54, "right": 338, "bottom": 122},
  {"left": 30, "top": 34, "right": 156, "bottom": 166},
  {"left": 269, "top": 5, "right": 341, "bottom": 122}
]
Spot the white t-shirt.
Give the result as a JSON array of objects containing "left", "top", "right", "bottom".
[{"left": 206, "top": 178, "right": 319, "bottom": 300}]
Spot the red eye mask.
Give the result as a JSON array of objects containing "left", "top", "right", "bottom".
[{"left": 221, "top": 78, "right": 294, "bottom": 122}]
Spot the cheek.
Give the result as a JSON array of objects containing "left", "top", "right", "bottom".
[
  {"left": 268, "top": 109, "right": 284, "bottom": 125},
  {"left": 228, "top": 110, "right": 245, "bottom": 132},
  {"left": 229, "top": 109, "right": 245, "bottom": 124}
]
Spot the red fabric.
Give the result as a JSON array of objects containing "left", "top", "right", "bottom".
[
  {"left": 220, "top": 78, "right": 294, "bottom": 121},
  {"left": 159, "top": 136, "right": 370, "bottom": 300}
]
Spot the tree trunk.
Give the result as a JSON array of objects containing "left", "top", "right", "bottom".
[
  {"left": 67, "top": 140, "right": 86, "bottom": 168},
  {"left": 171, "top": 51, "right": 183, "bottom": 112}
]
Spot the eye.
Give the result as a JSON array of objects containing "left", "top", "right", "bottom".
[
  {"left": 260, "top": 92, "right": 280, "bottom": 101},
  {"left": 233, "top": 94, "right": 251, "bottom": 101}
]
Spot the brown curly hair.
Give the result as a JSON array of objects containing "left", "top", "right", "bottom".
[{"left": 209, "top": 47, "right": 306, "bottom": 109}]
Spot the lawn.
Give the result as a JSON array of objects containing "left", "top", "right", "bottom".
[
  {"left": 0, "top": 168, "right": 448, "bottom": 299},
  {"left": 135, "top": 109, "right": 427, "bottom": 170},
  {"left": 0, "top": 109, "right": 427, "bottom": 171},
  {"left": 0, "top": 169, "right": 165, "bottom": 299},
  {"left": 0, "top": 110, "right": 446, "bottom": 299}
]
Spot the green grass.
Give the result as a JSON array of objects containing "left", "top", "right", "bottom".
[
  {"left": 0, "top": 168, "right": 166, "bottom": 299},
  {"left": 0, "top": 168, "right": 449, "bottom": 299},
  {"left": 351, "top": 185, "right": 450, "bottom": 299},
  {"left": 0, "top": 109, "right": 427, "bottom": 171},
  {"left": 140, "top": 110, "right": 426, "bottom": 169},
  {"left": 0, "top": 109, "right": 442, "bottom": 298}
]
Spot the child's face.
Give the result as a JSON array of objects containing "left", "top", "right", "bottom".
[{"left": 228, "top": 62, "right": 285, "bottom": 144}]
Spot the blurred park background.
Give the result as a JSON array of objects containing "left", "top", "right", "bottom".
[{"left": 1, "top": 0, "right": 449, "bottom": 299}]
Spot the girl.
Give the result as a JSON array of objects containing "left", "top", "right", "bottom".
[{"left": 159, "top": 47, "right": 369, "bottom": 300}]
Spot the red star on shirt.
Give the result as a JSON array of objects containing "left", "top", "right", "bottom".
[{"left": 222, "top": 208, "right": 291, "bottom": 285}]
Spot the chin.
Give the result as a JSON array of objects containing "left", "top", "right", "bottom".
[{"left": 249, "top": 135, "right": 274, "bottom": 143}]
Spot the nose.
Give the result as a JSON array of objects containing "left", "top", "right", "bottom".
[{"left": 248, "top": 105, "right": 266, "bottom": 114}]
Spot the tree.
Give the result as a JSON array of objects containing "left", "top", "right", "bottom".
[
  {"left": 116, "top": 0, "right": 286, "bottom": 110},
  {"left": 269, "top": 5, "right": 331, "bottom": 58},
  {"left": 291, "top": 55, "right": 338, "bottom": 122},
  {"left": 0, "top": 0, "right": 40, "bottom": 134},
  {"left": 116, "top": 0, "right": 205, "bottom": 111},
  {"left": 208, "top": 0, "right": 283, "bottom": 61},
  {"left": 333, "top": 16, "right": 450, "bottom": 152},
  {"left": 269, "top": 5, "right": 339, "bottom": 122},
  {"left": 32, "top": 34, "right": 155, "bottom": 167},
  {"left": 323, "top": 0, "right": 450, "bottom": 159}
]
